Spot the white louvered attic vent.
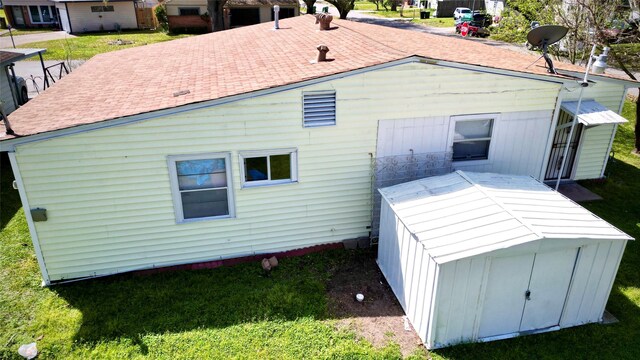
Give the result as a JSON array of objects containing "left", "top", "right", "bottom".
[{"left": 303, "top": 91, "right": 336, "bottom": 127}]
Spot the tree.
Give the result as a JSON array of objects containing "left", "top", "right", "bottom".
[
  {"left": 496, "top": 0, "right": 640, "bottom": 153},
  {"left": 369, "top": 0, "right": 384, "bottom": 11},
  {"left": 304, "top": 0, "right": 318, "bottom": 14},
  {"left": 386, "top": 0, "right": 402, "bottom": 12},
  {"left": 561, "top": 0, "right": 640, "bottom": 154},
  {"left": 491, "top": 0, "right": 554, "bottom": 43},
  {"left": 326, "top": 0, "right": 356, "bottom": 19},
  {"left": 207, "top": 0, "right": 228, "bottom": 32},
  {"left": 154, "top": 3, "right": 169, "bottom": 32}
]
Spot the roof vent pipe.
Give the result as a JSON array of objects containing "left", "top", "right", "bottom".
[
  {"left": 273, "top": 5, "right": 280, "bottom": 30},
  {"left": 315, "top": 13, "right": 333, "bottom": 31},
  {"left": 317, "top": 45, "right": 329, "bottom": 62}
]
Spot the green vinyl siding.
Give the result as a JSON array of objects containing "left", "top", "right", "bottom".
[
  {"left": 14, "top": 63, "right": 563, "bottom": 281},
  {"left": 563, "top": 81, "right": 626, "bottom": 180}
]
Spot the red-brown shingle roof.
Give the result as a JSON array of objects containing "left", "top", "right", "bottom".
[{"left": 0, "top": 15, "right": 628, "bottom": 141}]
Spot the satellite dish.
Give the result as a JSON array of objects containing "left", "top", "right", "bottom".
[{"left": 526, "top": 25, "right": 568, "bottom": 74}]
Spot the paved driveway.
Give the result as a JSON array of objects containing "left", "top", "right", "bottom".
[
  {"left": 0, "top": 31, "right": 76, "bottom": 48},
  {"left": 12, "top": 60, "right": 85, "bottom": 99}
]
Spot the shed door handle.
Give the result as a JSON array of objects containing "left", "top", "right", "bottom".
[{"left": 525, "top": 290, "right": 531, "bottom": 300}]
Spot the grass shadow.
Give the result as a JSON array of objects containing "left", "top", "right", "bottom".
[
  {"left": 53, "top": 251, "right": 345, "bottom": 344},
  {"left": 0, "top": 152, "right": 21, "bottom": 231}
]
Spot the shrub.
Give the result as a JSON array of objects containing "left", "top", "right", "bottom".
[{"left": 155, "top": 4, "right": 169, "bottom": 33}]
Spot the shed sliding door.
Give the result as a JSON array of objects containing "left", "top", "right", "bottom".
[{"left": 478, "top": 248, "right": 579, "bottom": 339}]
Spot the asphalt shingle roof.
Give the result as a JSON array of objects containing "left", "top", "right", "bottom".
[{"left": 0, "top": 15, "right": 625, "bottom": 141}]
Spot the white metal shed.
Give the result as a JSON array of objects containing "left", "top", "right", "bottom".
[{"left": 377, "top": 171, "right": 633, "bottom": 349}]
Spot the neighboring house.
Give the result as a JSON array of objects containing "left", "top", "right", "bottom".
[
  {"left": 0, "top": 16, "right": 635, "bottom": 285},
  {"left": 484, "top": 0, "right": 504, "bottom": 16},
  {"left": 166, "top": 0, "right": 299, "bottom": 33},
  {"left": 3, "top": 0, "right": 139, "bottom": 32},
  {"left": 428, "top": 0, "right": 485, "bottom": 17},
  {"left": 3, "top": 0, "right": 60, "bottom": 28}
]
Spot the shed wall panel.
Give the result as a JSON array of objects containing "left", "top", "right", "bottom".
[
  {"left": 377, "top": 199, "right": 439, "bottom": 345},
  {"left": 586, "top": 241, "right": 625, "bottom": 321},
  {"left": 431, "top": 258, "right": 486, "bottom": 346},
  {"left": 1, "top": 70, "right": 17, "bottom": 114}
]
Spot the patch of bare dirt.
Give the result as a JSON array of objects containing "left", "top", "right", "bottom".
[{"left": 326, "top": 249, "right": 426, "bottom": 358}]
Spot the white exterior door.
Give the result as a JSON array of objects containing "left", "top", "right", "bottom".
[
  {"left": 478, "top": 248, "right": 579, "bottom": 339},
  {"left": 478, "top": 253, "right": 535, "bottom": 338},
  {"left": 58, "top": 7, "right": 71, "bottom": 33},
  {"left": 520, "top": 248, "right": 578, "bottom": 331},
  {"left": 12, "top": 7, "right": 25, "bottom": 26}
]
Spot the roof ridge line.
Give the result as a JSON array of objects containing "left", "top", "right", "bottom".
[{"left": 455, "top": 170, "right": 544, "bottom": 239}]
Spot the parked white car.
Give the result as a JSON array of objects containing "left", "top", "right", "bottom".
[
  {"left": 11, "top": 75, "right": 29, "bottom": 105},
  {"left": 453, "top": 7, "right": 472, "bottom": 20}
]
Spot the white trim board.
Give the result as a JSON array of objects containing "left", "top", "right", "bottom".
[{"left": 8, "top": 152, "right": 50, "bottom": 285}]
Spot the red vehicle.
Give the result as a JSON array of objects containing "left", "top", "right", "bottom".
[{"left": 455, "top": 13, "right": 492, "bottom": 38}]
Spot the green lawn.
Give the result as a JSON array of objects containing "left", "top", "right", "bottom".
[
  {"left": 0, "top": 101, "right": 638, "bottom": 359},
  {"left": 354, "top": 1, "right": 379, "bottom": 11},
  {"left": 16, "top": 30, "right": 193, "bottom": 61}
]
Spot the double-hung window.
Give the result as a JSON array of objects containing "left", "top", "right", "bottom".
[
  {"left": 451, "top": 116, "right": 495, "bottom": 162},
  {"left": 239, "top": 149, "right": 298, "bottom": 188},
  {"left": 168, "top": 153, "right": 234, "bottom": 222},
  {"left": 29, "top": 5, "right": 57, "bottom": 24}
]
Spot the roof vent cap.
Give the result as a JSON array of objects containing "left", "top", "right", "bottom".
[
  {"left": 316, "top": 44, "right": 329, "bottom": 62},
  {"left": 315, "top": 13, "right": 333, "bottom": 31}
]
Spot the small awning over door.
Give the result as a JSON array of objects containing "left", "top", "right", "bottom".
[{"left": 561, "top": 100, "right": 628, "bottom": 127}]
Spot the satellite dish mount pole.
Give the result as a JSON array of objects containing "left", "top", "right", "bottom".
[{"left": 541, "top": 39, "right": 557, "bottom": 74}]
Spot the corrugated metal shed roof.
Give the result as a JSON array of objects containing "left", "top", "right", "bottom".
[
  {"left": 0, "top": 48, "right": 46, "bottom": 67},
  {"left": 561, "top": 100, "right": 628, "bottom": 126},
  {"left": 379, "top": 171, "right": 633, "bottom": 263}
]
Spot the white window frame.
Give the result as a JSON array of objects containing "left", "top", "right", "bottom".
[
  {"left": 167, "top": 152, "right": 235, "bottom": 223},
  {"left": 178, "top": 7, "right": 200, "bottom": 16},
  {"left": 90, "top": 5, "right": 115, "bottom": 13},
  {"left": 28, "top": 5, "right": 57, "bottom": 24},
  {"left": 239, "top": 148, "right": 298, "bottom": 188},
  {"left": 448, "top": 113, "right": 499, "bottom": 166}
]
